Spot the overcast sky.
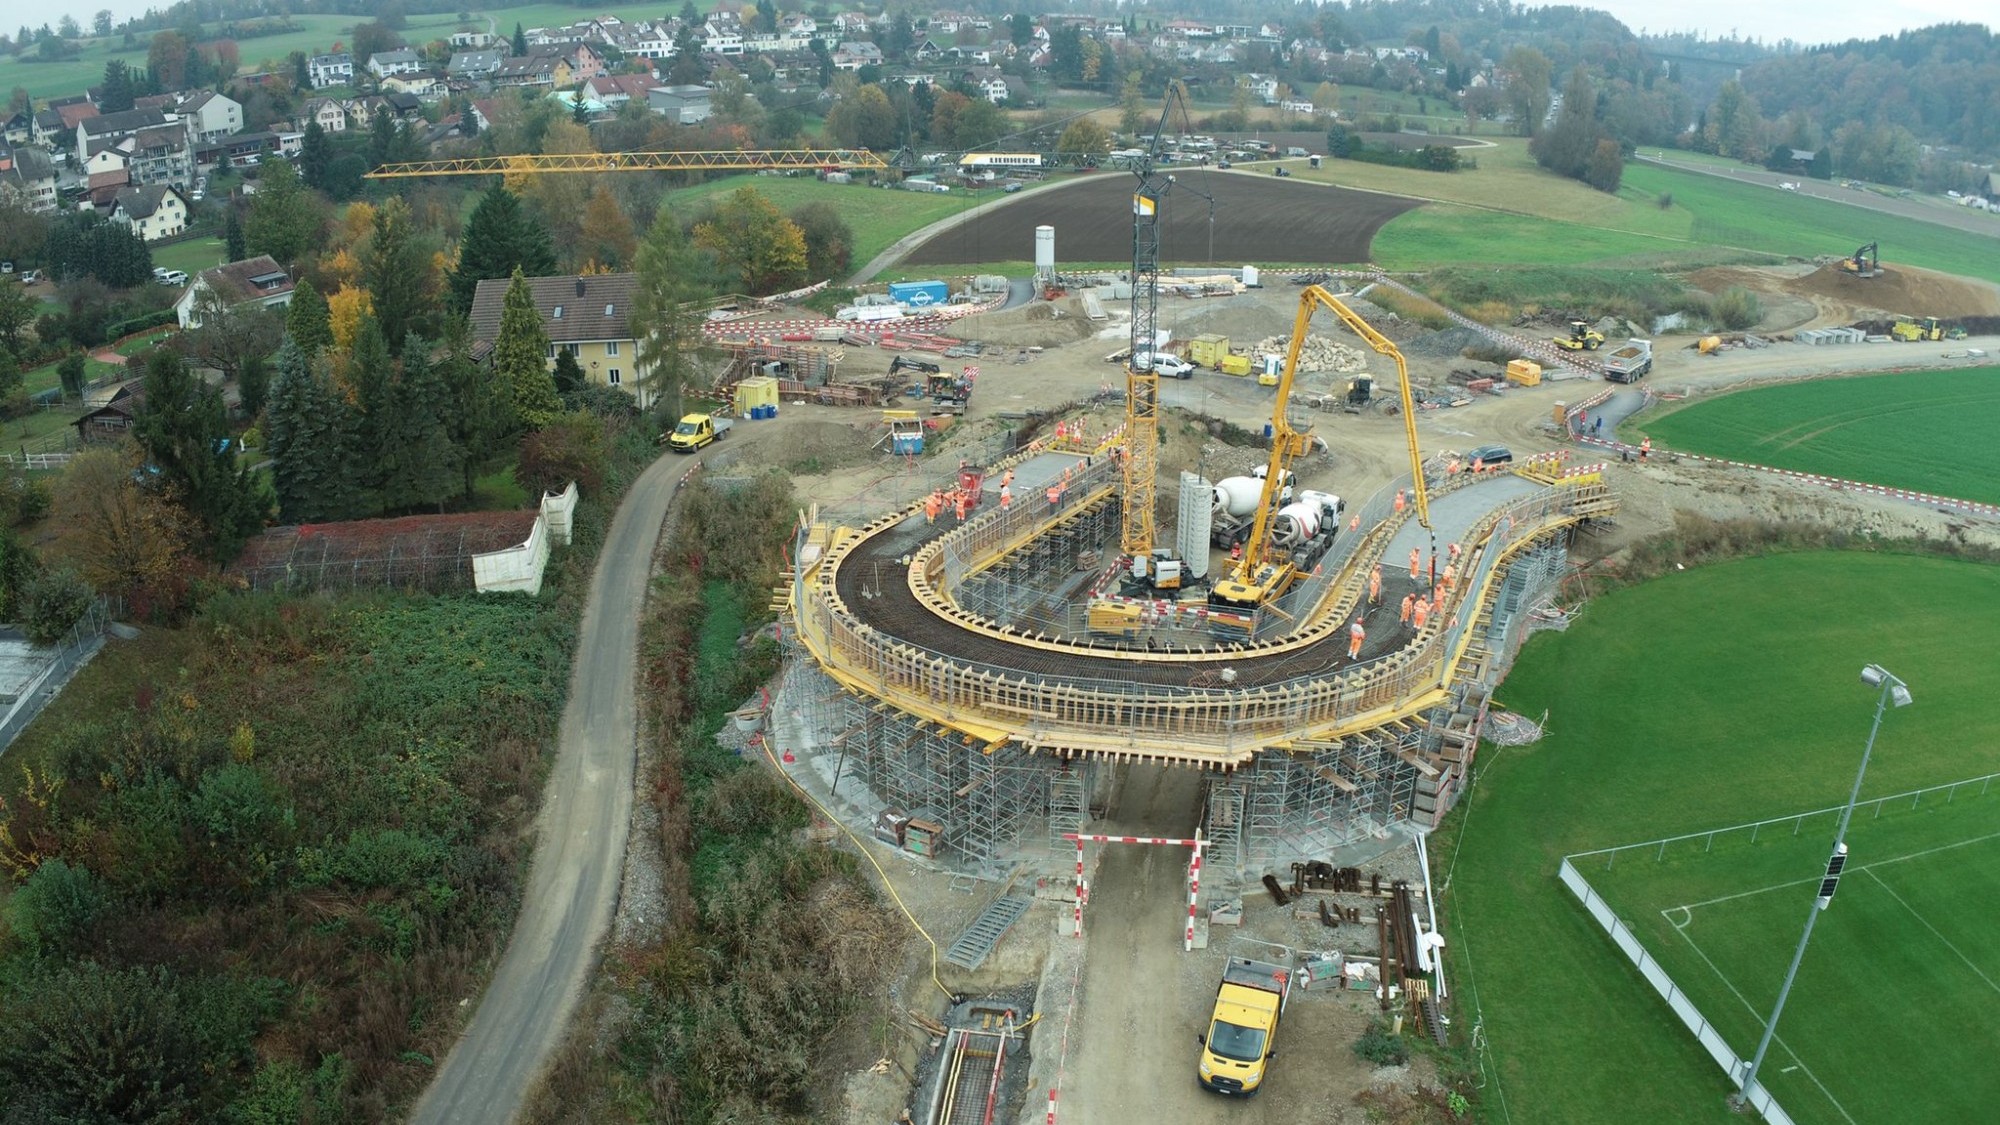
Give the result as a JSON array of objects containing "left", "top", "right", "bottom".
[
  {"left": 1518, "top": 0, "right": 1986, "bottom": 47},
  {"left": 48, "top": 1, "right": 1997, "bottom": 54}
]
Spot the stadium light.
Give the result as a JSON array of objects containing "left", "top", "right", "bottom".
[{"left": 1732, "top": 664, "right": 1910, "bottom": 1113}]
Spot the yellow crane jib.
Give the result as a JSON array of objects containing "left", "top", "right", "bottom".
[
  {"left": 1210, "top": 285, "right": 1430, "bottom": 612},
  {"left": 364, "top": 148, "right": 891, "bottom": 178}
]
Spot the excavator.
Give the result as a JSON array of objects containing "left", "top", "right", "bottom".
[
  {"left": 1838, "top": 242, "right": 1880, "bottom": 278},
  {"left": 1552, "top": 319, "right": 1606, "bottom": 351},
  {"left": 1208, "top": 285, "right": 1430, "bottom": 615}
]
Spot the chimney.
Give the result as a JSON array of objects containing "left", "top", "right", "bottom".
[{"left": 575, "top": 277, "right": 586, "bottom": 297}]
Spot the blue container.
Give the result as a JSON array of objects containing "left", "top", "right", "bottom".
[{"left": 1263, "top": 423, "right": 1274, "bottom": 438}]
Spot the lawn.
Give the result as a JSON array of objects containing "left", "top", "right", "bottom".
[
  {"left": 1635, "top": 367, "right": 2000, "bottom": 506},
  {"left": 1621, "top": 163, "right": 2000, "bottom": 286},
  {"left": 19, "top": 355, "right": 124, "bottom": 396},
  {"left": 151, "top": 236, "right": 227, "bottom": 279},
  {"left": 1372, "top": 204, "right": 1696, "bottom": 268},
  {"left": 661, "top": 176, "right": 1043, "bottom": 273},
  {"left": 1437, "top": 551, "right": 2000, "bottom": 1124},
  {"left": 1, "top": 404, "right": 85, "bottom": 452},
  {"left": 1579, "top": 786, "right": 2000, "bottom": 1125}
]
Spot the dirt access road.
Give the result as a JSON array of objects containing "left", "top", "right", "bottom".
[
  {"left": 1058, "top": 766, "right": 1385, "bottom": 1125},
  {"left": 408, "top": 451, "right": 695, "bottom": 1125}
]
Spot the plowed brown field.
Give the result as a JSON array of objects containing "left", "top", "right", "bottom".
[{"left": 900, "top": 173, "right": 1423, "bottom": 266}]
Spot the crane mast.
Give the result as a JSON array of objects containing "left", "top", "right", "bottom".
[{"left": 1119, "top": 87, "right": 1194, "bottom": 556}]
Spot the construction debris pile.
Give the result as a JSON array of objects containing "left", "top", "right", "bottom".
[{"left": 1247, "top": 334, "right": 1367, "bottom": 373}]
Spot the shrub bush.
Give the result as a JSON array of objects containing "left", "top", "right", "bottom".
[
  {"left": 1713, "top": 286, "right": 1764, "bottom": 330},
  {"left": 21, "top": 566, "right": 94, "bottom": 643},
  {"left": 5, "top": 858, "right": 108, "bottom": 956},
  {"left": 1353, "top": 1017, "right": 1410, "bottom": 1066}
]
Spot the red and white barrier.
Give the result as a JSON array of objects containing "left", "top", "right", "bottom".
[
  {"left": 1065, "top": 832, "right": 1205, "bottom": 949},
  {"left": 1578, "top": 436, "right": 2000, "bottom": 518}
]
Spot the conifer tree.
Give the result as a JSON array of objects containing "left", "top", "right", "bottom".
[
  {"left": 493, "top": 268, "right": 560, "bottom": 429},
  {"left": 380, "top": 336, "right": 462, "bottom": 513},
  {"left": 286, "top": 279, "right": 332, "bottom": 356}
]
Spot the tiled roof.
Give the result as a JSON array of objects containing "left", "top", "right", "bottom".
[{"left": 468, "top": 273, "right": 639, "bottom": 346}]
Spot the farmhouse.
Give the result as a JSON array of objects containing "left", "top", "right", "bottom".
[{"left": 110, "top": 184, "right": 189, "bottom": 242}]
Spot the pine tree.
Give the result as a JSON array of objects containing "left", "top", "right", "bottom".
[
  {"left": 437, "top": 318, "right": 505, "bottom": 504},
  {"left": 244, "top": 158, "right": 319, "bottom": 266},
  {"left": 345, "top": 312, "right": 395, "bottom": 509},
  {"left": 493, "top": 268, "right": 559, "bottom": 429},
  {"left": 381, "top": 335, "right": 461, "bottom": 513},
  {"left": 223, "top": 207, "right": 246, "bottom": 263},
  {"left": 266, "top": 337, "right": 323, "bottom": 521},
  {"left": 132, "top": 349, "right": 264, "bottom": 559},
  {"left": 286, "top": 279, "right": 331, "bottom": 356},
  {"left": 361, "top": 197, "right": 427, "bottom": 351},
  {"left": 631, "top": 206, "right": 716, "bottom": 416},
  {"left": 511, "top": 22, "right": 527, "bottom": 56},
  {"left": 552, "top": 348, "right": 585, "bottom": 394},
  {"left": 449, "top": 182, "right": 557, "bottom": 314},
  {"left": 299, "top": 119, "right": 330, "bottom": 190}
]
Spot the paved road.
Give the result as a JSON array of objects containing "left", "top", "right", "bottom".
[{"left": 409, "top": 451, "right": 691, "bottom": 1125}]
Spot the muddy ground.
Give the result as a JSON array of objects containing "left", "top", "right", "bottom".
[
  {"left": 642, "top": 279, "right": 2000, "bottom": 1125},
  {"left": 1687, "top": 261, "right": 2000, "bottom": 332}
]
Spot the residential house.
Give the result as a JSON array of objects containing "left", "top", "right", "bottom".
[
  {"left": 1244, "top": 74, "right": 1279, "bottom": 105},
  {"left": 448, "top": 49, "right": 507, "bottom": 79},
  {"left": 368, "top": 50, "right": 427, "bottom": 80},
  {"left": 911, "top": 38, "right": 943, "bottom": 62},
  {"left": 468, "top": 273, "right": 654, "bottom": 406},
  {"left": 832, "top": 41, "right": 883, "bottom": 70},
  {"left": 308, "top": 53, "right": 355, "bottom": 88},
  {"left": 175, "top": 255, "right": 296, "bottom": 328},
  {"left": 831, "top": 12, "right": 872, "bottom": 36},
  {"left": 303, "top": 97, "right": 350, "bottom": 134},
  {"left": 111, "top": 184, "right": 189, "bottom": 242},
  {"left": 85, "top": 168, "right": 130, "bottom": 209},
  {"left": 629, "top": 20, "right": 679, "bottom": 59},
  {"left": 493, "top": 53, "right": 569, "bottom": 91},
  {"left": 126, "top": 125, "right": 194, "bottom": 187},
  {"left": 84, "top": 147, "right": 129, "bottom": 176},
  {"left": 647, "top": 85, "right": 712, "bottom": 124},
  {"left": 1001, "top": 76, "right": 1028, "bottom": 105},
  {"left": 384, "top": 74, "right": 446, "bottom": 101},
  {"left": 0, "top": 145, "right": 58, "bottom": 211},
  {"left": 703, "top": 13, "right": 745, "bottom": 55},
  {"left": 963, "top": 67, "right": 1009, "bottom": 104},
  {"left": 780, "top": 14, "right": 819, "bottom": 41},
  {"left": 586, "top": 74, "right": 656, "bottom": 109},
  {"left": 350, "top": 93, "right": 424, "bottom": 127},
  {"left": 178, "top": 90, "right": 244, "bottom": 144},
  {"left": 468, "top": 98, "right": 504, "bottom": 133},
  {"left": 76, "top": 107, "right": 169, "bottom": 164},
  {"left": 74, "top": 384, "right": 147, "bottom": 445},
  {"left": 448, "top": 30, "right": 496, "bottom": 49},
  {"left": 1374, "top": 46, "right": 1428, "bottom": 62},
  {"left": 3, "top": 111, "right": 32, "bottom": 146}
]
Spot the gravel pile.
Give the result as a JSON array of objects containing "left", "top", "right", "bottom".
[
  {"left": 1400, "top": 326, "right": 1489, "bottom": 359},
  {"left": 1247, "top": 334, "right": 1368, "bottom": 372}
]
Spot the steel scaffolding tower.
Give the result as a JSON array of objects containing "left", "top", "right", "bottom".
[{"left": 1049, "top": 765, "right": 1090, "bottom": 852}]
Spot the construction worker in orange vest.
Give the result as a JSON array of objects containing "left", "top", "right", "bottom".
[
  {"left": 1412, "top": 597, "right": 1430, "bottom": 629},
  {"left": 1399, "top": 593, "right": 1415, "bottom": 625},
  {"left": 1001, "top": 469, "right": 1014, "bottom": 489},
  {"left": 1047, "top": 484, "right": 1062, "bottom": 510},
  {"left": 1348, "top": 617, "right": 1366, "bottom": 659},
  {"left": 924, "top": 492, "right": 941, "bottom": 523},
  {"left": 1348, "top": 512, "right": 1360, "bottom": 533},
  {"left": 1471, "top": 456, "right": 1484, "bottom": 474},
  {"left": 1369, "top": 564, "right": 1382, "bottom": 604},
  {"left": 1448, "top": 458, "right": 1461, "bottom": 476},
  {"left": 1000, "top": 485, "right": 1012, "bottom": 509},
  {"left": 1394, "top": 489, "right": 1406, "bottom": 514},
  {"left": 1408, "top": 547, "right": 1421, "bottom": 581},
  {"left": 1448, "top": 541, "right": 1462, "bottom": 564},
  {"left": 1433, "top": 581, "right": 1448, "bottom": 612},
  {"left": 1441, "top": 561, "right": 1456, "bottom": 593},
  {"left": 1640, "top": 437, "right": 1652, "bottom": 461}
]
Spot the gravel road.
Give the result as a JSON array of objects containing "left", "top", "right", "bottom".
[{"left": 408, "top": 451, "right": 691, "bottom": 1125}]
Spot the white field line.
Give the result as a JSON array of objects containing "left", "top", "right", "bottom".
[
  {"left": 1665, "top": 829, "right": 2000, "bottom": 914},
  {"left": 1668, "top": 926, "right": 1860, "bottom": 1125},
  {"left": 1861, "top": 869, "right": 2000, "bottom": 997}
]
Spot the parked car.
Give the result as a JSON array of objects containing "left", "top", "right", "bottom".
[
  {"left": 1465, "top": 444, "right": 1513, "bottom": 465},
  {"left": 158, "top": 270, "right": 189, "bottom": 287},
  {"left": 1133, "top": 352, "right": 1194, "bottom": 379}
]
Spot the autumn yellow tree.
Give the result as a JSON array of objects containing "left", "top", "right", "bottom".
[
  {"left": 326, "top": 284, "right": 374, "bottom": 358},
  {"left": 509, "top": 118, "right": 595, "bottom": 261},
  {"left": 53, "top": 447, "right": 190, "bottom": 602},
  {"left": 338, "top": 200, "right": 377, "bottom": 249},
  {"left": 578, "top": 184, "right": 636, "bottom": 271},
  {"left": 692, "top": 188, "right": 808, "bottom": 295}
]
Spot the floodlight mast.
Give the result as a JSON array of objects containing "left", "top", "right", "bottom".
[{"left": 1732, "top": 664, "right": 1910, "bottom": 1113}]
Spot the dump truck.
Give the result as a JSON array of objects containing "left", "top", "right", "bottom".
[
  {"left": 1602, "top": 339, "right": 1653, "bottom": 383},
  {"left": 1196, "top": 958, "right": 1291, "bottom": 1096},
  {"left": 665, "top": 413, "right": 732, "bottom": 452}
]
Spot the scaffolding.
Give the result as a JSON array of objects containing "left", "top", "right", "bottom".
[
  {"left": 1048, "top": 764, "right": 1090, "bottom": 852},
  {"left": 953, "top": 495, "right": 1121, "bottom": 635}
]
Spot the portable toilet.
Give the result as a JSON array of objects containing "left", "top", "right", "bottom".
[
  {"left": 1257, "top": 353, "right": 1284, "bottom": 384},
  {"left": 884, "top": 410, "right": 925, "bottom": 455}
]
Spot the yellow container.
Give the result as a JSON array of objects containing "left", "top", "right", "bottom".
[
  {"left": 734, "top": 375, "right": 780, "bottom": 414},
  {"left": 1188, "top": 334, "right": 1231, "bottom": 368},
  {"left": 1504, "top": 359, "right": 1542, "bottom": 387},
  {"left": 1219, "top": 353, "right": 1252, "bottom": 376}
]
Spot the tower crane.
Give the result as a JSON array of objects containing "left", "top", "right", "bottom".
[
  {"left": 1208, "top": 285, "right": 1431, "bottom": 613},
  {"left": 1119, "top": 84, "right": 1204, "bottom": 558},
  {"left": 362, "top": 149, "right": 891, "bottom": 178}
]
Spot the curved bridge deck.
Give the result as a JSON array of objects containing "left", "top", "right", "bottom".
[{"left": 792, "top": 457, "right": 1615, "bottom": 767}]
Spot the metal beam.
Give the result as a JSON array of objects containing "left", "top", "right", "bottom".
[{"left": 365, "top": 148, "right": 890, "bottom": 179}]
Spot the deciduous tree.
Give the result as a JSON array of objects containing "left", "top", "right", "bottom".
[
  {"left": 1501, "top": 45, "right": 1552, "bottom": 137},
  {"left": 577, "top": 183, "right": 636, "bottom": 271},
  {"left": 1057, "top": 118, "right": 1111, "bottom": 156},
  {"left": 631, "top": 207, "right": 716, "bottom": 416},
  {"left": 244, "top": 159, "right": 321, "bottom": 266},
  {"left": 788, "top": 202, "right": 853, "bottom": 282},
  {"left": 52, "top": 446, "right": 189, "bottom": 604},
  {"left": 692, "top": 187, "right": 807, "bottom": 295}
]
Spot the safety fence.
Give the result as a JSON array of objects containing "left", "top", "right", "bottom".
[
  {"left": 794, "top": 477, "right": 1614, "bottom": 761},
  {"left": 0, "top": 599, "right": 111, "bottom": 755}
]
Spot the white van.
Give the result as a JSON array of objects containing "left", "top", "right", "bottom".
[
  {"left": 1285, "top": 146, "right": 1309, "bottom": 158},
  {"left": 159, "top": 270, "right": 189, "bottom": 287}
]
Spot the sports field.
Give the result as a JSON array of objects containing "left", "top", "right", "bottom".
[
  {"left": 1638, "top": 368, "right": 2000, "bottom": 507},
  {"left": 1579, "top": 784, "right": 2000, "bottom": 1124},
  {"left": 1438, "top": 551, "right": 2000, "bottom": 1124}
]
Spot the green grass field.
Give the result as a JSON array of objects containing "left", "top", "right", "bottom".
[
  {"left": 1637, "top": 368, "right": 2000, "bottom": 507},
  {"left": 150, "top": 236, "right": 227, "bottom": 279},
  {"left": 1373, "top": 204, "right": 1695, "bottom": 268},
  {"left": 660, "top": 177, "right": 1045, "bottom": 272},
  {"left": 1438, "top": 551, "right": 2000, "bottom": 1124},
  {"left": 1579, "top": 787, "right": 2000, "bottom": 1124}
]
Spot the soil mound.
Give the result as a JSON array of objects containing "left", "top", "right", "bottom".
[{"left": 1780, "top": 263, "right": 2000, "bottom": 318}]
